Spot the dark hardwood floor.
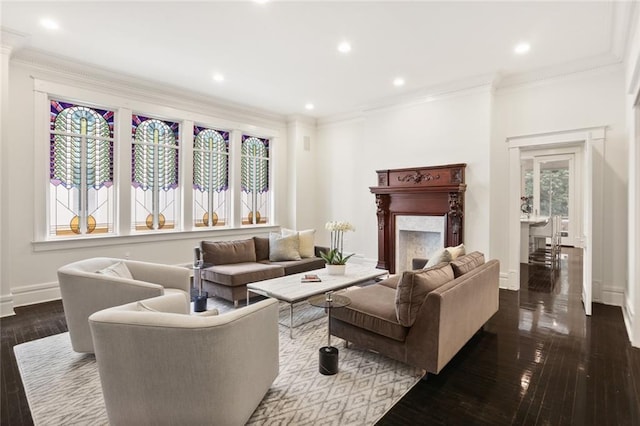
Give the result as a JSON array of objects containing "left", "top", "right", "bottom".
[
  {"left": 379, "top": 248, "right": 640, "bottom": 425},
  {"left": 2, "top": 248, "right": 639, "bottom": 425}
]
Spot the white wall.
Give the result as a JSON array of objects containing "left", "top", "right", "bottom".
[
  {"left": 624, "top": 5, "right": 640, "bottom": 346},
  {"left": 491, "top": 65, "right": 628, "bottom": 303},
  {"left": 0, "top": 54, "right": 290, "bottom": 316},
  {"left": 316, "top": 87, "right": 493, "bottom": 263}
]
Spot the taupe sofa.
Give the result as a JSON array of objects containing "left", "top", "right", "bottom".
[
  {"left": 200, "top": 237, "right": 326, "bottom": 306},
  {"left": 330, "top": 252, "right": 499, "bottom": 375}
]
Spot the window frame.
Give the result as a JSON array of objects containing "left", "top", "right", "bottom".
[{"left": 32, "top": 79, "right": 280, "bottom": 251}]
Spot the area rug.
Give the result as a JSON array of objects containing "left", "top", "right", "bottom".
[{"left": 14, "top": 302, "right": 421, "bottom": 425}]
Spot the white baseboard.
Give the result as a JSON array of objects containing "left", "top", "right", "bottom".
[
  {"left": 11, "top": 281, "right": 61, "bottom": 309},
  {"left": 507, "top": 269, "right": 520, "bottom": 290},
  {"left": 0, "top": 294, "right": 15, "bottom": 317},
  {"left": 597, "top": 284, "right": 625, "bottom": 307},
  {"left": 623, "top": 297, "right": 634, "bottom": 346},
  {"left": 499, "top": 272, "right": 511, "bottom": 289}
]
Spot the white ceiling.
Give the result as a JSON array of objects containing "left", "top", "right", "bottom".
[{"left": 0, "top": 1, "right": 632, "bottom": 119}]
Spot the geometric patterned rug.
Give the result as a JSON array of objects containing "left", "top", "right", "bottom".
[{"left": 15, "top": 301, "right": 422, "bottom": 426}]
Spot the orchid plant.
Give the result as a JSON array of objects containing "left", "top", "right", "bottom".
[{"left": 320, "top": 221, "right": 356, "bottom": 265}]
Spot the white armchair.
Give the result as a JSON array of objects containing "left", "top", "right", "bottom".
[
  {"left": 89, "top": 295, "right": 279, "bottom": 426},
  {"left": 58, "top": 257, "right": 190, "bottom": 353}
]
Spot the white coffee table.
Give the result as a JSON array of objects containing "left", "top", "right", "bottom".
[{"left": 246, "top": 264, "right": 388, "bottom": 338}]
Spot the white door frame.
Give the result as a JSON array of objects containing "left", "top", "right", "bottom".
[{"left": 507, "top": 126, "right": 606, "bottom": 316}]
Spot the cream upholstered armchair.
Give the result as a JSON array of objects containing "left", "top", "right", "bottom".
[
  {"left": 57, "top": 257, "right": 190, "bottom": 353},
  {"left": 89, "top": 294, "right": 279, "bottom": 426}
]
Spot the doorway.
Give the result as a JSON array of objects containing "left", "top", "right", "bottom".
[{"left": 520, "top": 149, "right": 582, "bottom": 247}]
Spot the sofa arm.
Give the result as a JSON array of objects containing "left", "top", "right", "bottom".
[
  {"left": 124, "top": 260, "right": 190, "bottom": 293},
  {"left": 406, "top": 259, "right": 500, "bottom": 374}
]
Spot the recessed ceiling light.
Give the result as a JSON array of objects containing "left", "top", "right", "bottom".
[
  {"left": 305, "top": 103, "right": 315, "bottom": 110},
  {"left": 40, "top": 18, "right": 59, "bottom": 30},
  {"left": 514, "top": 42, "right": 531, "bottom": 55},
  {"left": 393, "top": 78, "right": 405, "bottom": 87},
  {"left": 337, "top": 41, "right": 352, "bottom": 54},
  {"left": 212, "top": 73, "right": 224, "bottom": 82}
]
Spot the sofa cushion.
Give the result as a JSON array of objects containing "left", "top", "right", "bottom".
[
  {"left": 377, "top": 274, "right": 401, "bottom": 289},
  {"left": 424, "top": 248, "right": 453, "bottom": 268},
  {"left": 201, "top": 263, "right": 284, "bottom": 287},
  {"left": 262, "top": 257, "right": 326, "bottom": 275},
  {"left": 269, "top": 232, "right": 301, "bottom": 261},
  {"left": 395, "top": 263, "right": 454, "bottom": 327},
  {"left": 331, "top": 285, "right": 408, "bottom": 342},
  {"left": 282, "top": 228, "right": 316, "bottom": 258},
  {"left": 253, "top": 236, "right": 270, "bottom": 261},
  {"left": 450, "top": 251, "right": 485, "bottom": 278},
  {"left": 202, "top": 239, "right": 257, "bottom": 265}
]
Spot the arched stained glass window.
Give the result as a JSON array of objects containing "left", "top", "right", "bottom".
[
  {"left": 49, "top": 100, "right": 114, "bottom": 236},
  {"left": 131, "top": 115, "right": 180, "bottom": 231},
  {"left": 241, "top": 135, "right": 270, "bottom": 225},
  {"left": 193, "top": 126, "right": 229, "bottom": 227}
]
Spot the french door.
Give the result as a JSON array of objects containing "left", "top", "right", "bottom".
[{"left": 532, "top": 154, "right": 577, "bottom": 246}]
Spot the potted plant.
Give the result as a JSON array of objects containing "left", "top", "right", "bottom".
[{"left": 320, "top": 221, "right": 355, "bottom": 275}]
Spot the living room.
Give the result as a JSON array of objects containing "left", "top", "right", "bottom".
[{"left": 2, "top": 1, "right": 640, "bottom": 424}]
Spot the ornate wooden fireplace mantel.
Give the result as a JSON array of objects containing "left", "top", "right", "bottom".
[{"left": 370, "top": 163, "right": 466, "bottom": 273}]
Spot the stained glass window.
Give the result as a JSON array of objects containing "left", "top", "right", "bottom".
[
  {"left": 49, "top": 100, "right": 114, "bottom": 236},
  {"left": 241, "top": 135, "right": 270, "bottom": 225},
  {"left": 193, "top": 126, "right": 229, "bottom": 227},
  {"left": 131, "top": 115, "right": 179, "bottom": 231}
]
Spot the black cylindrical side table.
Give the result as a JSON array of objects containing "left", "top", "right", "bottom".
[{"left": 309, "top": 293, "right": 351, "bottom": 376}]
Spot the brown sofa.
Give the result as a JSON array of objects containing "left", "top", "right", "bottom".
[
  {"left": 330, "top": 252, "right": 500, "bottom": 375},
  {"left": 200, "top": 236, "right": 326, "bottom": 306}
]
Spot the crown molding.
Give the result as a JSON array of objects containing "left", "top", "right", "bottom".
[
  {"left": 10, "top": 48, "right": 287, "bottom": 127},
  {"left": 286, "top": 114, "right": 317, "bottom": 127},
  {"left": 1, "top": 27, "right": 29, "bottom": 52},
  {"left": 497, "top": 53, "right": 622, "bottom": 90},
  {"left": 611, "top": 1, "right": 636, "bottom": 60}
]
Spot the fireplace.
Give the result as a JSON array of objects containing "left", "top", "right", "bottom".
[
  {"left": 395, "top": 215, "right": 446, "bottom": 272},
  {"left": 370, "top": 163, "right": 466, "bottom": 273}
]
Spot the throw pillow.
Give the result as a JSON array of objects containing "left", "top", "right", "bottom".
[
  {"left": 446, "top": 243, "right": 466, "bottom": 260},
  {"left": 269, "top": 232, "right": 302, "bottom": 261},
  {"left": 395, "top": 263, "right": 454, "bottom": 327},
  {"left": 201, "top": 239, "right": 257, "bottom": 264},
  {"left": 424, "top": 247, "right": 453, "bottom": 268},
  {"left": 253, "top": 236, "right": 270, "bottom": 261},
  {"left": 450, "top": 251, "right": 485, "bottom": 278},
  {"left": 282, "top": 228, "right": 316, "bottom": 258},
  {"left": 97, "top": 262, "right": 133, "bottom": 280}
]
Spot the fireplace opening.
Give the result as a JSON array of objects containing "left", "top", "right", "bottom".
[{"left": 395, "top": 215, "right": 445, "bottom": 272}]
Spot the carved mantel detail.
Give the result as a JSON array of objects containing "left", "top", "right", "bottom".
[
  {"left": 397, "top": 170, "right": 440, "bottom": 184},
  {"left": 375, "top": 194, "right": 389, "bottom": 230},
  {"left": 370, "top": 163, "right": 466, "bottom": 273}
]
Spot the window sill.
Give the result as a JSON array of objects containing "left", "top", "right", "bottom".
[{"left": 32, "top": 225, "right": 281, "bottom": 252}]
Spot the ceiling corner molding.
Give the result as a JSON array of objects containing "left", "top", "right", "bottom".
[
  {"left": 316, "top": 110, "right": 365, "bottom": 127},
  {"left": 11, "top": 48, "right": 287, "bottom": 126},
  {"left": 497, "top": 55, "right": 623, "bottom": 91},
  {"left": 360, "top": 73, "right": 496, "bottom": 115},
  {"left": 286, "top": 114, "right": 317, "bottom": 127},
  {"left": 611, "top": 1, "right": 636, "bottom": 60},
  {"left": 0, "top": 27, "right": 29, "bottom": 51}
]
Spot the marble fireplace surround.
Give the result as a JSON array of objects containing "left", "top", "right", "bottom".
[
  {"left": 370, "top": 163, "right": 466, "bottom": 274},
  {"left": 395, "top": 215, "right": 445, "bottom": 273}
]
